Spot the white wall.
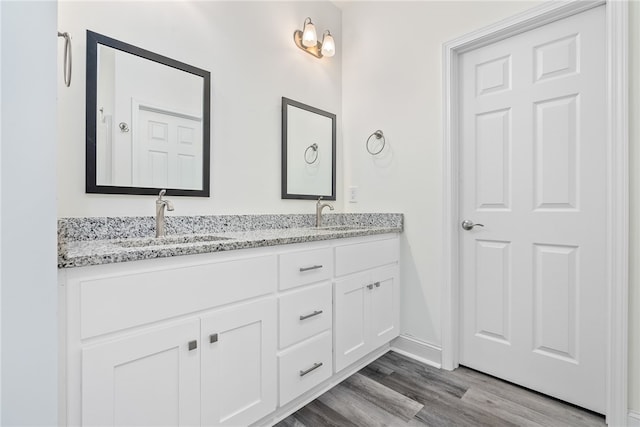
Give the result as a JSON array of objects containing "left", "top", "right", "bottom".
[
  {"left": 341, "top": 0, "right": 539, "bottom": 352},
  {"left": 1, "top": 1, "right": 58, "bottom": 425},
  {"left": 57, "top": 1, "right": 342, "bottom": 217},
  {"left": 629, "top": 0, "right": 640, "bottom": 414},
  {"left": 0, "top": 2, "right": 3, "bottom": 421},
  {"left": 342, "top": 0, "right": 640, "bottom": 414}
]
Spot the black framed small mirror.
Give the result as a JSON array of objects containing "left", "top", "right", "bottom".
[
  {"left": 86, "top": 30, "right": 211, "bottom": 196},
  {"left": 281, "top": 97, "right": 336, "bottom": 200}
]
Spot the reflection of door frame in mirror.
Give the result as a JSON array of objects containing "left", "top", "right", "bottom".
[
  {"left": 281, "top": 97, "right": 336, "bottom": 201},
  {"left": 85, "top": 30, "right": 211, "bottom": 197}
]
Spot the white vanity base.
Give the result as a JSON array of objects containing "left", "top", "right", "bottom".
[{"left": 58, "top": 233, "right": 400, "bottom": 426}]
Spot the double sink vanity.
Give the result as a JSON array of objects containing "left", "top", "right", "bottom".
[
  {"left": 58, "top": 211, "right": 403, "bottom": 426},
  {"left": 61, "top": 26, "right": 401, "bottom": 426}
]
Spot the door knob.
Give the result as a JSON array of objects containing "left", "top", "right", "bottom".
[{"left": 461, "top": 220, "right": 484, "bottom": 231}]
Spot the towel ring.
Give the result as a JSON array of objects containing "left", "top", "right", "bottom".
[
  {"left": 58, "top": 31, "right": 72, "bottom": 87},
  {"left": 304, "top": 143, "right": 319, "bottom": 164},
  {"left": 366, "top": 130, "right": 385, "bottom": 155}
]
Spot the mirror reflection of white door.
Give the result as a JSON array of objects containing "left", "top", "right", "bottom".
[{"left": 133, "top": 102, "right": 202, "bottom": 190}]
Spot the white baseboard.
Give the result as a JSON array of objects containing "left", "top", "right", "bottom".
[
  {"left": 628, "top": 411, "right": 640, "bottom": 427},
  {"left": 390, "top": 334, "right": 442, "bottom": 369}
]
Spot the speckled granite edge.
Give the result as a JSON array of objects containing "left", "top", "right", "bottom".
[
  {"left": 58, "top": 213, "right": 403, "bottom": 269},
  {"left": 58, "top": 213, "right": 403, "bottom": 241}
]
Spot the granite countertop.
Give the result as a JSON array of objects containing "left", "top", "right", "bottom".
[{"left": 58, "top": 213, "right": 403, "bottom": 268}]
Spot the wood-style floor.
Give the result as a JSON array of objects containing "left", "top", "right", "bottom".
[{"left": 275, "top": 351, "right": 605, "bottom": 427}]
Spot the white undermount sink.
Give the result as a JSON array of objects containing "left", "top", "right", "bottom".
[
  {"left": 116, "top": 234, "right": 233, "bottom": 248},
  {"left": 315, "top": 225, "right": 369, "bottom": 231}
]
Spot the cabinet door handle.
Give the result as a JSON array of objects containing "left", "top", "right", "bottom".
[
  {"left": 299, "top": 310, "right": 323, "bottom": 321},
  {"left": 299, "top": 362, "right": 323, "bottom": 377},
  {"left": 299, "top": 265, "right": 323, "bottom": 272},
  {"left": 209, "top": 333, "right": 218, "bottom": 344},
  {"left": 188, "top": 340, "right": 198, "bottom": 351},
  {"left": 367, "top": 284, "right": 374, "bottom": 290},
  {"left": 374, "top": 282, "right": 381, "bottom": 288}
]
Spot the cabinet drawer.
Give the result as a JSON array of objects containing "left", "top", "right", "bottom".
[
  {"left": 278, "top": 331, "right": 332, "bottom": 406},
  {"left": 335, "top": 237, "right": 399, "bottom": 277},
  {"left": 80, "top": 255, "right": 277, "bottom": 339},
  {"left": 279, "top": 247, "right": 333, "bottom": 290},
  {"left": 279, "top": 282, "right": 332, "bottom": 348}
]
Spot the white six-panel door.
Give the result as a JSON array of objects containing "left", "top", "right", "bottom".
[{"left": 459, "top": 6, "right": 606, "bottom": 413}]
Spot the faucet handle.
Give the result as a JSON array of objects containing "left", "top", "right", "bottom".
[{"left": 157, "top": 189, "right": 174, "bottom": 210}]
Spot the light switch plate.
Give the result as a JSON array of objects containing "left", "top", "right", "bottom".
[{"left": 349, "top": 186, "right": 358, "bottom": 203}]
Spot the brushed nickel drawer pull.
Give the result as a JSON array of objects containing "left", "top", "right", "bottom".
[
  {"left": 188, "top": 340, "right": 197, "bottom": 351},
  {"left": 299, "top": 310, "right": 323, "bottom": 321},
  {"left": 367, "top": 284, "right": 374, "bottom": 290},
  {"left": 299, "top": 265, "right": 323, "bottom": 272},
  {"left": 374, "top": 282, "right": 381, "bottom": 288},
  {"left": 209, "top": 333, "right": 218, "bottom": 344},
  {"left": 299, "top": 362, "right": 323, "bottom": 377}
]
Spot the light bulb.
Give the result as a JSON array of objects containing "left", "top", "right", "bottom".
[
  {"left": 321, "top": 31, "right": 335, "bottom": 57},
  {"left": 302, "top": 18, "right": 317, "bottom": 48}
]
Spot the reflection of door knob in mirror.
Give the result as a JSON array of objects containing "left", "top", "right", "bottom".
[
  {"left": 119, "top": 122, "right": 130, "bottom": 132},
  {"left": 461, "top": 220, "right": 484, "bottom": 231}
]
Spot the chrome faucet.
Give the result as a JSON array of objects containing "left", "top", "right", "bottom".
[
  {"left": 315, "top": 197, "right": 334, "bottom": 227},
  {"left": 155, "top": 189, "right": 174, "bottom": 238}
]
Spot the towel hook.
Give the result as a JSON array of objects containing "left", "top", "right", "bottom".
[
  {"left": 366, "top": 130, "right": 385, "bottom": 155},
  {"left": 58, "top": 31, "right": 72, "bottom": 87},
  {"left": 304, "top": 143, "right": 319, "bottom": 164}
]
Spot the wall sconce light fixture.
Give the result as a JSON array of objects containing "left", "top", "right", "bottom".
[{"left": 294, "top": 17, "right": 335, "bottom": 59}]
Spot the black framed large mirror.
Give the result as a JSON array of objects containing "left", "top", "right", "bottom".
[
  {"left": 86, "top": 30, "right": 211, "bottom": 196},
  {"left": 281, "top": 97, "right": 336, "bottom": 200}
]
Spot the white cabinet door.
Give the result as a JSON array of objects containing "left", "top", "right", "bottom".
[
  {"left": 82, "top": 319, "right": 201, "bottom": 427},
  {"left": 334, "top": 271, "right": 371, "bottom": 372},
  {"left": 201, "top": 298, "right": 277, "bottom": 426},
  {"left": 334, "top": 266, "right": 400, "bottom": 372},
  {"left": 369, "top": 265, "right": 400, "bottom": 349}
]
